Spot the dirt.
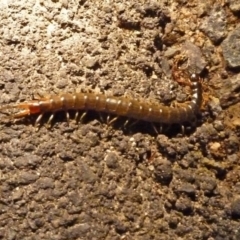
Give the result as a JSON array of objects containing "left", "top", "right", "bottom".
[{"left": 0, "top": 0, "right": 240, "bottom": 239}]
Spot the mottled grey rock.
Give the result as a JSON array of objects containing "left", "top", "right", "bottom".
[
  {"left": 164, "top": 46, "right": 180, "bottom": 58},
  {"left": 18, "top": 171, "right": 39, "bottom": 184},
  {"left": 105, "top": 152, "right": 119, "bottom": 169},
  {"left": 66, "top": 224, "right": 91, "bottom": 238},
  {"left": 37, "top": 177, "right": 55, "bottom": 189},
  {"left": 216, "top": 73, "right": 240, "bottom": 107},
  {"left": 14, "top": 154, "right": 42, "bottom": 168},
  {"left": 80, "top": 163, "right": 98, "bottom": 184},
  {"left": 182, "top": 41, "right": 207, "bottom": 75},
  {"left": 231, "top": 198, "right": 240, "bottom": 218},
  {"left": 153, "top": 158, "right": 173, "bottom": 185},
  {"left": 12, "top": 188, "right": 24, "bottom": 201},
  {"left": 175, "top": 196, "right": 193, "bottom": 215},
  {"left": 228, "top": 0, "right": 240, "bottom": 12},
  {"left": 176, "top": 183, "right": 196, "bottom": 198},
  {"left": 196, "top": 176, "right": 217, "bottom": 196},
  {"left": 200, "top": 6, "right": 226, "bottom": 44},
  {"left": 82, "top": 56, "right": 100, "bottom": 69},
  {"left": 221, "top": 25, "right": 240, "bottom": 68}
]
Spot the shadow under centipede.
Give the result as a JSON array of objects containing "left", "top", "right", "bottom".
[
  {"left": 126, "top": 120, "right": 200, "bottom": 137},
  {"left": 9, "top": 110, "right": 203, "bottom": 137},
  {"left": 100, "top": 112, "right": 202, "bottom": 137}
]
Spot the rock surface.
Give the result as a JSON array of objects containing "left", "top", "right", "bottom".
[{"left": 0, "top": 0, "right": 240, "bottom": 239}]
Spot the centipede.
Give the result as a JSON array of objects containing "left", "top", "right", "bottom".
[{"left": 0, "top": 74, "right": 202, "bottom": 129}]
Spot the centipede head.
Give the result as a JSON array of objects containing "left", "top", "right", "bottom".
[{"left": 0, "top": 103, "right": 32, "bottom": 121}]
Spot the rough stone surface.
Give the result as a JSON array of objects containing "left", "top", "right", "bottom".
[
  {"left": 221, "top": 25, "right": 240, "bottom": 68},
  {"left": 200, "top": 5, "right": 227, "bottom": 44},
  {"left": 182, "top": 41, "right": 207, "bottom": 75},
  {"left": 228, "top": 0, "right": 240, "bottom": 12},
  {"left": 231, "top": 198, "right": 240, "bottom": 219},
  {"left": 0, "top": 0, "right": 240, "bottom": 239}
]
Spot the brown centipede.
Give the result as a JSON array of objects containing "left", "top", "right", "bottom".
[{"left": 0, "top": 74, "right": 202, "bottom": 128}]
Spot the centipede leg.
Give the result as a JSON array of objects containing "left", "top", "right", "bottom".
[
  {"left": 164, "top": 125, "right": 170, "bottom": 133},
  {"left": 65, "top": 111, "right": 70, "bottom": 123},
  {"left": 33, "top": 113, "right": 44, "bottom": 131},
  {"left": 80, "top": 112, "right": 87, "bottom": 122},
  {"left": 107, "top": 116, "right": 118, "bottom": 125},
  {"left": 151, "top": 123, "right": 159, "bottom": 135},
  {"left": 124, "top": 119, "right": 130, "bottom": 128},
  {"left": 97, "top": 112, "right": 105, "bottom": 123},
  {"left": 159, "top": 124, "right": 163, "bottom": 133},
  {"left": 191, "top": 116, "right": 197, "bottom": 127},
  {"left": 35, "top": 113, "right": 43, "bottom": 126},
  {"left": 46, "top": 113, "right": 55, "bottom": 128},
  {"left": 74, "top": 111, "right": 79, "bottom": 123},
  {"left": 128, "top": 120, "right": 139, "bottom": 128},
  {"left": 106, "top": 115, "right": 111, "bottom": 124},
  {"left": 181, "top": 125, "right": 185, "bottom": 135}
]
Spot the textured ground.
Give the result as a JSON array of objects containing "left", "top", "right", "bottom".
[{"left": 0, "top": 0, "right": 240, "bottom": 239}]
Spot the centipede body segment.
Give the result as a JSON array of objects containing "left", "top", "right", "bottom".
[{"left": 0, "top": 74, "right": 202, "bottom": 127}]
